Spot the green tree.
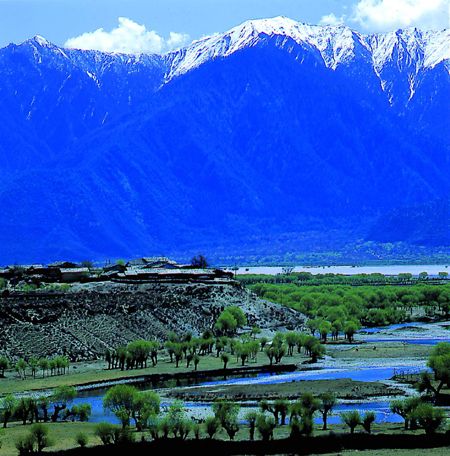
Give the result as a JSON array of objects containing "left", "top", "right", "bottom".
[
  {"left": 422, "top": 342, "right": 450, "bottom": 398},
  {"left": 226, "top": 306, "right": 247, "bottom": 328},
  {"left": 244, "top": 411, "right": 258, "bottom": 440},
  {"left": 17, "top": 423, "right": 52, "bottom": 453},
  {"left": 38, "top": 358, "right": 49, "bottom": 378},
  {"left": 164, "top": 401, "right": 191, "bottom": 439},
  {"left": 274, "top": 399, "right": 289, "bottom": 426},
  {"left": 259, "top": 337, "right": 269, "bottom": 352},
  {"left": 319, "top": 392, "right": 336, "bottom": 430},
  {"left": 220, "top": 353, "right": 230, "bottom": 369},
  {"left": 285, "top": 332, "right": 300, "bottom": 356},
  {"left": 212, "top": 400, "right": 240, "bottom": 440},
  {"left": 103, "top": 384, "right": 137, "bottom": 428},
  {"left": 0, "top": 357, "right": 9, "bottom": 377},
  {"left": 204, "top": 416, "right": 220, "bottom": 439},
  {"left": 256, "top": 414, "right": 276, "bottom": 441},
  {"left": 215, "top": 311, "right": 237, "bottom": 336},
  {"left": 16, "top": 398, "right": 34, "bottom": 425},
  {"left": 51, "top": 386, "right": 76, "bottom": 422},
  {"left": 343, "top": 321, "right": 360, "bottom": 342},
  {"left": 193, "top": 354, "right": 200, "bottom": 371},
  {"left": 390, "top": 397, "right": 421, "bottom": 430},
  {"left": 362, "top": 411, "right": 375, "bottom": 434},
  {"left": 69, "top": 403, "right": 92, "bottom": 422},
  {"left": 411, "top": 403, "right": 446, "bottom": 435},
  {"left": 15, "top": 434, "right": 35, "bottom": 455},
  {"left": 28, "top": 357, "right": 39, "bottom": 379},
  {"left": 173, "top": 343, "right": 183, "bottom": 368},
  {"left": 319, "top": 321, "right": 332, "bottom": 343},
  {"left": 251, "top": 326, "right": 261, "bottom": 338},
  {"left": 31, "top": 423, "right": 52, "bottom": 452},
  {"left": 37, "top": 396, "right": 50, "bottom": 423},
  {"left": 307, "top": 319, "right": 322, "bottom": 337},
  {"left": 15, "top": 359, "right": 27, "bottom": 380},
  {"left": 1, "top": 394, "right": 17, "bottom": 428},
  {"left": 341, "top": 410, "right": 361, "bottom": 434},
  {"left": 132, "top": 391, "right": 160, "bottom": 430}
]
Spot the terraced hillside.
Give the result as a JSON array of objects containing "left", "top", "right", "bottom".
[{"left": 0, "top": 281, "right": 304, "bottom": 360}]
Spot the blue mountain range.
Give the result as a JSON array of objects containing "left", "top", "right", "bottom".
[{"left": 0, "top": 18, "right": 449, "bottom": 264}]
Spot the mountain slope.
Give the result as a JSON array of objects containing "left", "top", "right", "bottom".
[{"left": 0, "top": 18, "right": 449, "bottom": 264}]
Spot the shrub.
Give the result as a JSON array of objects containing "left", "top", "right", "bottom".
[
  {"left": 411, "top": 403, "right": 447, "bottom": 435},
  {"left": 256, "top": 414, "right": 276, "bottom": 441},
  {"left": 15, "top": 434, "right": 35, "bottom": 455},
  {"left": 204, "top": 416, "right": 220, "bottom": 439},
  {"left": 15, "top": 424, "right": 52, "bottom": 454},
  {"left": 95, "top": 422, "right": 116, "bottom": 445},
  {"left": 75, "top": 432, "right": 88, "bottom": 448}
]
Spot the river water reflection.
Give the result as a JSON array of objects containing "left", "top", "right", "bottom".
[{"left": 73, "top": 321, "right": 449, "bottom": 425}]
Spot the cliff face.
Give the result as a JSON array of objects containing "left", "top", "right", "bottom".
[{"left": 0, "top": 282, "right": 304, "bottom": 360}]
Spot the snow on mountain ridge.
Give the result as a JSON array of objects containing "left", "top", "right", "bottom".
[
  {"left": 8, "top": 17, "right": 450, "bottom": 86},
  {"left": 166, "top": 16, "right": 367, "bottom": 78},
  {"left": 165, "top": 16, "right": 450, "bottom": 80}
]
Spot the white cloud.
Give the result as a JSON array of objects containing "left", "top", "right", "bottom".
[
  {"left": 320, "top": 13, "right": 346, "bottom": 26},
  {"left": 64, "top": 17, "right": 190, "bottom": 54},
  {"left": 352, "top": 0, "right": 450, "bottom": 31}
]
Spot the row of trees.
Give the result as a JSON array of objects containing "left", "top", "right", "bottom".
[
  {"left": 99, "top": 344, "right": 450, "bottom": 439},
  {"left": 105, "top": 327, "right": 326, "bottom": 374},
  {"left": 239, "top": 272, "right": 449, "bottom": 287},
  {"left": 0, "top": 355, "right": 70, "bottom": 380},
  {"left": 4, "top": 386, "right": 447, "bottom": 452},
  {"left": 390, "top": 396, "right": 447, "bottom": 434},
  {"left": 0, "top": 386, "right": 90, "bottom": 428},
  {"left": 101, "top": 384, "right": 448, "bottom": 442},
  {"left": 250, "top": 283, "right": 450, "bottom": 331},
  {"left": 105, "top": 340, "right": 159, "bottom": 371},
  {"left": 101, "top": 305, "right": 326, "bottom": 375}
]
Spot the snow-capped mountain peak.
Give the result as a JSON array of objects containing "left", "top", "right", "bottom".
[
  {"left": 166, "top": 16, "right": 364, "bottom": 79},
  {"left": 31, "top": 35, "right": 51, "bottom": 46},
  {"left": 165, "top": 16, "right": 450, "bottom": 83}
]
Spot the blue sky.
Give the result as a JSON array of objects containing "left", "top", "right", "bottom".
[{"left": 0, "top": 0, "right": 449, "bottom": 52}]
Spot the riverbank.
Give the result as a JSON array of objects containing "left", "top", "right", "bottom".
[
  {"left": 0, "top": 353, "right": 304, "bottom": 396},
  {"left": 166, "top": 378, "right": 403, "bottom": 402}
]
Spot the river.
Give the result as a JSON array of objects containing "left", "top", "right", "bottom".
[
  {"left": 71, "top": 321, "right": 449, "bottom": 425},
  {"left": 234, "top": 264, "right": 449, "bottom": 276}
]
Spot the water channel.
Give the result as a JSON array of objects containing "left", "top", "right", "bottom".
[{"left": 71, "top": 321, "right": 449, "bottom": 425}]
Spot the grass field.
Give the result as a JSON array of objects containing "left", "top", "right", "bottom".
[
  {"left": 1, "top": 420, "right": 447, "bottom": 456},
  {"left": 327, "top": 342, "right": 432, "bottom": 359},
  {"left": 0, "top": 352, "right": 306, "bottom": 395},
  {"left": 322, "top": 449, "right": 450, "bottom": 456},
  {"left": 0, "top": 422, "right": 101, "bottom": 455},
  {"left": 167, "top": 377, "right": 403, "bottom": 401}
]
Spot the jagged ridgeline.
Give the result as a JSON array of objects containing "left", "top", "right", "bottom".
[{"left": 0, "top": 17, "right": 449, "bottom": 263}]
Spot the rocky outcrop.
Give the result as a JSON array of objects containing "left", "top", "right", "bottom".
[{"left": 0, "top": 281, "right": 305, "bottom": 360}]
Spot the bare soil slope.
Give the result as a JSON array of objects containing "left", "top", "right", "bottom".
[{"left": 0, "top": 281, "right": 304, "bottom": 360}]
